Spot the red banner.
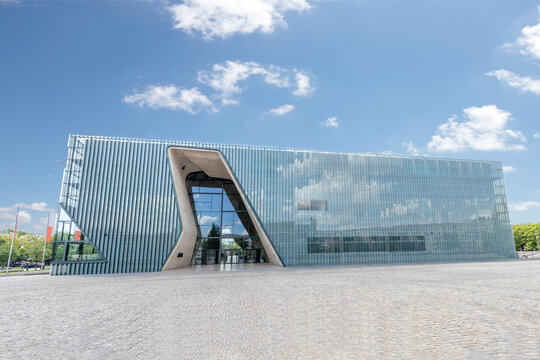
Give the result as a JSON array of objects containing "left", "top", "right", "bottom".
[
  {"left": 74, "top": 230, "right": 81, "bottom": 241},
  {"left": 46, "top": 226, "right": 53, "bottom": 242},
  {"left": 10, "top": 205, "right": 19, "bottom": 241}
]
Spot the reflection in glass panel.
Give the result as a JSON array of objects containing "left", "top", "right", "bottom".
[
  {"left": 297, "top": 200, "right": 328, "bottom": 211},
  {"left": 196, "top": 211, "right": 220, "bottom": 226},
  {"left": 187, "top": 171, "right": 267, "bottom": 265},
  {"left": 233, "top": 215, "right": 247, "bottom": 235},
  {"left": 198, "top": 186, "right": 222, "bottom": 193},
  {"left": 52, "top": 243, "right": 65, "bottom": 261},
  {"left": 192, "top": 194, "right": 212, "bottom": 212},
  {"left": 66, "top": 242, "right": 103, "bottom": 261},
  {"left": 202, "top": 237, "right": 220, "bottom": 250},
  {"left": 51, "top": 209, "right": 103, "bottom": 262},
  {"left": 221, "top": 212, "right": 234, "bottom": 227},
  {"left": 221, "top": 225, "right": 233, "bottom": 235},
  {"left": 211, "top": 194, "right": 222, "bottom": 211},
  {"left": 198, "top": 225, "right": 213, "bottom": 237},
  {"left": 225, "top": 194, "right": 246, "bottom": 212}
]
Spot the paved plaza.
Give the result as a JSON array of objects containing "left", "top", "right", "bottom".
[{"left": 1, "top": 260, "right": 539, "bottom": 359}]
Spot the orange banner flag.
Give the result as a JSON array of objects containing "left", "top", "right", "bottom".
[{"left": 46, "top": 226, "right": 53, "bottom": 243}]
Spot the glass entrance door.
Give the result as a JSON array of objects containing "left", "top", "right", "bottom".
[{"left": 187, "top": 172, "right": 267, "bottom": 265}]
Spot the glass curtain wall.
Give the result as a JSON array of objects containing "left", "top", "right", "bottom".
[
  {"left": 53, "top": 135, "right": 515, "bottom": 275},
  {"left": 51, "top": 209, "right": 103, "bottom": 262},
  {"left": 187, "top": 172, "right": 266, "bottom": 265}
]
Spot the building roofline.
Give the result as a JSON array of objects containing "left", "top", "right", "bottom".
[{"left": 68, "top": 134, "right": 502, "bottom": 165}]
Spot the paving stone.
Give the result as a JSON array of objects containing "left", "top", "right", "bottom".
[{"left": 0, "top": 260, "right": 539, "bottom": 359}]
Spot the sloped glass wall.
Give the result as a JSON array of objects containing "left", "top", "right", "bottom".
[
  {"left": 51, "top": 209, "right": 103, "bottom": 262},
  {"left": 186, "top": 172, "right": 266, "bottom": 264}
]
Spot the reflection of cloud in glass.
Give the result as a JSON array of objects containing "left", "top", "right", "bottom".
[
  {"left": 277, "top": 154, "right": 369, "bottom": 178},
  {"left": 272, "top": 152, "right": 499, "bottom": 231},
  {"left": 380, "top": 200, "right": 419, "bottom": 219},
  {"left": 198, "top": 215, "right": 218, "bottom": 225},
  {"left": 294, "top": 175, "right": 393, "bottom": 229}
]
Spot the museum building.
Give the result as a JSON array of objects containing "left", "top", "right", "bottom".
[{"left": 50, "top": 135, "right": 516, "bottom": 275}]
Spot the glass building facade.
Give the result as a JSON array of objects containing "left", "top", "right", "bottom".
[
  {"left": 50, "top": 135, "right": 516, "bottom": 275},
  {"left": 187, "top": 171, "right": 267, "bottom": 265}
]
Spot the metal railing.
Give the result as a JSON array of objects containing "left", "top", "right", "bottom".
[{"left": 517, "top": 251, "right": 540, "bottom": 259}]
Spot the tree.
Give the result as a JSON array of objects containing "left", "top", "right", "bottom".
[
  {"left": 233, "top": 237, "right": 250, "bottom": 249},
  {"left": 0, "top": 231, "right": 53, "bottom": 265},
  {"left": 513, "top": 223, "right": 540, "bottom": 251},
  {"left": 202, "top": 223, "right": 221, "bottom": 250},
  {"left": 23, "top": 234, "right": 52, "bottom": 262},
  {"left": 0, "top": 240, "right": 18, "bottom": 266},
  {"left": 0, "top": 231, "right": 19, "bottom": 265}
]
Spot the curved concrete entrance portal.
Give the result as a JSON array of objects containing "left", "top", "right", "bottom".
[{"left": 162, "top": 147, "right": 283, "bottom": 270}]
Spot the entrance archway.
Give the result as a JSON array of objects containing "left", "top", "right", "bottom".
[
  {"left": 162, "top": 147, "right": 282, "bottom": 270},
  {"left": 187, "top": 171, "right": 267, "bottom": 265}
]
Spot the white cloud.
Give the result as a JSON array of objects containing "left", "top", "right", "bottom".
[
  {"left": 0, "top": 207, "right": 15, "bottom": 218},
  {"left": 268, "top": 104, "right": 295, "bottom": 115},
  {"left": 533, "top": 132, "right": 540, "bottom": 139},
  {"left": 0, "top": 203, "right": 50, "bottom": 214},
  {"left": 20, "top": 202, "right": 49, "bottom": 211},
  {"left": 198, "top": 215, "right": 218, "bottom": 225},
  {"left": 125, "top": 61, "right": 314, "bottom": 112},
  {"left": 0, "top": 0, "right": 21, "bottom": 6},
  {"left": 292, "top": 71, "right": 314, "bottom": 97},
  {"left": 0, "top": 202, "right": 52, "bottom": 229},
  {"left": 123, "top": 85, "right": 213, "bottom": 114},
  {"left": 427, "top": 105, "right": 526, "bottom": 152},
  {"left": 198, "top": 61, "right": 287, "bottom": 105},
  {"left": 382, "top": 200, "right": 420, "bottom": 218},
  {"left": 508, "top": 201, "right": 540, "bottom": 211},
  {"left": 197, "top": 60, "right": 313, "bottom": 105},
  {"left": 487, "top": 69, "right": 540, "bottom": 95},
  {"left": 16, "top": 211, "right": 31, "bottom": 224},
  {"left": 320, "top": 116, "right": 339, "bottom": 128},
  {"left": 168, "top": 0, "right": 310, "bottom": 40},
  {"left": 506, "top": 5, "right": 540, "bottom": 60},
  {"left": 402, "top": 141, "right": 421, "bottom": 156},
  {"left": 34, "top": 217, "right": 49, "bottom": 231},
  {"left": 502, "top": 165, "right": 516, "bottom": 173},
  {"left": 0, "top": 208, "right": 32, "bottom": 225}
]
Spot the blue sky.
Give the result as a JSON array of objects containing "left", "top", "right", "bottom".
[{"left": 1, "top": 0, "right": 540, "bottom": 232}]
